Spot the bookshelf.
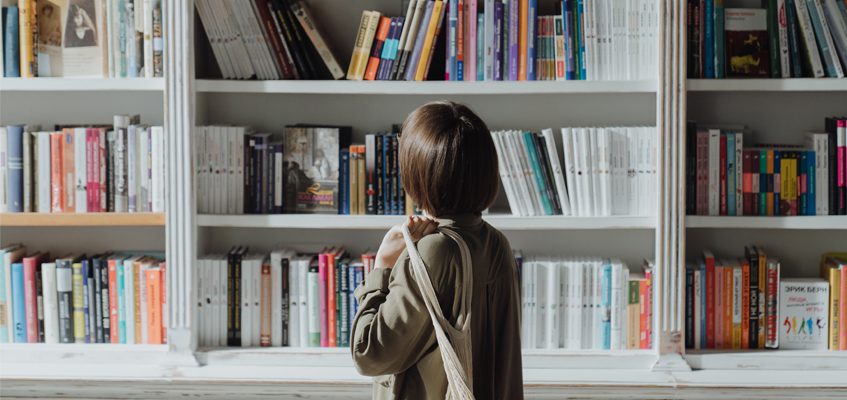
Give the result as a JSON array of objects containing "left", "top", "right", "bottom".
[
  {"left": 1, "top": 0, "right": 846, "bottom": 398},
  {"left": 0, "top": 213, "right": 166, "bottom": 227}
]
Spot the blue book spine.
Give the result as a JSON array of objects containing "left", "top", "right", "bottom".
[
  {"left": 508, "top": 0, "right": 519, "bottom": 80},
  {"left": 576, "top": 0, "right": 586, "bottom": 79},
  {"left": 378, "top": 18, "right": 399, "bottom": 80},
  {"left": 800, "top": 151, "right": 808, "bottom": 215},
  {"left": 6, "top": 125, "right": 24, "bottom": 212},
  {"left": 11, "top": 263, "right": 26, "bottom": 343},
  {"left": 522, "top": 132, "right": 553, "bottom": 215},
  {"left": 493, "top": 2, "right": 504, "bottom": 80},
  {"left": 477, "top": 13, "right": 485, "bottom": 81},
  {"left": 391, "top": 134, "right": 400, "bottom": 215},
  {"left": 448, "top": 1, "right": 458, "bottom": 80},
  {"left": 704, "top": 0, "right": 715, "bottom": 78},
  {"left": 117, "top": 263, "right": 126, "bottom": 343},
  {"left": 563, "top": 0, "right": 575, "bottom": 80},
  {"left": 82, "top": 260, "right": 91, "bottom": 343},
  {"left": 785, "top": 0, "right": 804, "bottom": 77},
  {"left": 339, "top": 149, "right": 349, "bottom": 214},
  {"left": 347, "top": 265, "right": 355, "bottom": 329},
  {"left": 805, "top": 0, "right": 838, "bottom": 77},
  {"left": 774, "top": 151, "right": 781, "bottom": 216},
  {"left": 714, "top": 1, "right": 725, "bottom": 78},
  {"left": 727, "top": 133, "right": 736, "bottom": 216},
  {"left": 406, "top": 1, "right": 435, "bottom": 81},
  {"left": 600, "top": 263, "right": 612, "bottom": 350},
  {"left": 4, "top": 7, "right": 20, "bottom": 77},
  {"left": 527, "top": 0, "right": 537, "bottom": 80},
  {"left": 807, "top": 151, "right": 815, "bottom": 216},
  {"left": 699, "top": 262, "right": 707, "bottom": 347}
]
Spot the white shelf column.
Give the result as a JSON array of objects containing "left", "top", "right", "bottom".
[
  {"left": 652, "top": 0, "right": 690, "bottom": 372},
  {"left": 164, "top": 0, "right": 200, "bottom": 363}
]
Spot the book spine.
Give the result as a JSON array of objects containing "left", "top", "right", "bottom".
[
  {"left": 260, "top": 263, "right": 271, "bottom": 347},
  {"left": 375, "top": 135, "right": 384, "bottom": 215},
  {"left": 703, "top": 0, "right": 714, "bottom": 78},
  {"left": 41, "top": 263, "right": 58, "bottom": 344},
  {"left": 281, "top": 258, "right": 289, "bottom": 346},
  {"left": 82, "top": 260, "right": 92, "bottom": 343},
  {"left": 741, "top": 262, "right": 750, "bottom": 348},
  {"left": 145, "top": 268, "right": 162, "bottom": 344},
  {"left": 22, "top": 257, "right": 38, "bottom": 343},
  {"left": 318, "top": 254, "right": 327, "bottom": 347},
  {"left": 339, "top": 149, "right": 349, "bottom": 214},
  {"left": 765, "top": 260, "right": 779, "bottom": 348},
  {"left": 57, "top": 261, "right": 73, "bottom": 344},
  {"left": 307, "top": 263, "right": 319, "bottom": 346},
  {"left": 289, "top": 0, "right": 344, "bottom": 79},
  {"left": 10, "top": 263, "right": 25, "bottom": 342},
  {"left": 705, "top": 257, "right": 715, "bottom": 348},
  {"left": 493, "top": 1, "right": 504, "bottom": 80},
  {"left": 4, "top": 6, "right": 20, "bottom": 77},
  {"left": 71, "top": 262, "right": 85, "bottom": 343},
  {"left": 327, "top": 253, "right": 337, "bottom": 347},
  {"left": 748, "top": 251, "right": 759, "bottom": 349},
  {"left": 365, "top": 16, "right": 391, "bottom": 81},
  {"left": 365, "top": 135, "right": 376, "bottom": 214},
  {"left": 794, "top": 0, "right": 825, "bottom": 77},
  {"left": 6, "top": 125, "right": 23, "bottom": 212},
  {"left": 719, "top": 134, "right": 727, "bottom": 215}
]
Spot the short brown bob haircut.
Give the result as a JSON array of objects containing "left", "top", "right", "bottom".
[{"left": 399, "top": 101, "right": 499, "bottom": 217}]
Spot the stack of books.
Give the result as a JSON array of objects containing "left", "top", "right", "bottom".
[
  {"left": 687, "top": 2, "right": 847, "bottom": 78},
  {"left": 1, "top": 117, "right": 166, "bottom": 214},
  {"left": 520, "top": 257, "right": 654, "bottom": 350},
  {"left": 685, "top": 118, "right": 847, "bottom": 216},
  {"left": 1, "top": 0, "right": 165, "bottom": 78},
  {"left": 0, "top": 244, "right": 167, "bottom": 344}
]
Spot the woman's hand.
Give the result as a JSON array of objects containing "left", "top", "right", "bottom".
[{"left": 374, "top": 216, "right": 439, "bottom": 270}]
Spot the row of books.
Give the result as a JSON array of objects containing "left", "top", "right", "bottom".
[
  {"left": 349, "top": 0, "right": 656, "bottom": 81},
  {"left": 685, "top": 118, "right": 847, "bottom": 216},
  {"left": 197, "top": 247, "right": 377, "bottom": 348},
  {"left": 685, "top": 249, "right": 846, "bottom": 351},
  {"left": 196, "top": 125, "right": 415, "bottom": 216},
  {"left": 687, "top": 2, "right": 847, "bottom": 78},
  {"left": 2, "top": 0, "right": 164, "bottom": 78},
  {"left": 195, "top": 0, "right": 344, "bottom": 80},
  {"left": 0, "top": 244, "right": 167, "bottom": 344},
  {"left": 494, "top": 127, "right": 657, "bottom": 217},
  {"left": 0, "top": 116, "right": 166, "bottom": 213},
  {"left": 520, "top": 257, "right": 653, "bottom": 350}
]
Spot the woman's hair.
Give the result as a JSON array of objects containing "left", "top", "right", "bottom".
[{"left": 399, "top": 101, "right": 498, "bottom": 216}]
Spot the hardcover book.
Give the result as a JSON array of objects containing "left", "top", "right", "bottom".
[
  {"left": 725, "top": 9, "right": 770, "bottom": 77},
  {"left": 282, "top": 125, "right": 351, "bottom": 214}
]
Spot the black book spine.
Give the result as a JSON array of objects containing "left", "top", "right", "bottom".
[
  {"left": 825, "top": 118, "right": 837, "bottom": 215},
  {"left": 234, "top": 250, "right": 242, "bottom": 345},
  {"left": 746, "top": 247, "right": 759, "bottom": 349},
  {"left": 686, "top": 121, "right": 697, "bottom": 215},
  {"left": 106, "top": 132, "right": 115, "bottom": 212},
  {"left": 375, "top": 135, "right": 384, "bottom": 215},
  {"left": 383, "top": 135, "right": 395, "bottom": 215},
  {"left": 273, "top": 0, "right": 312, "bottom": 79},
  {"left": 99, "top": 258, "right": 110, "bottom": 343},
  {"left": 266, "top": 143, "right": 275, "bottom": 214},
  {"left": 244, "top": 135, "right": 252, "bottom": 213},
  {"left": 391, "top": 134, "right": 401, "bottom": 215},
  {"left": 687, "top": 0, "right": 700, "bottom": 78},
  {"left": 281, "top": 258, "right": 289, "bottom": 346},
  {"left": 35, "top": 261, "right": 44, "bottom": 342},
  {"left": 685, "top": 266, "right": 694, "bottom": 348},
  {"left": 227, "top": 251, "right": 235, "bottom": 346},
  {"left": 339, "top": 261, "right": 349, "bottom": 347},
  {"left": 533, "top": 133, "right": 562, "bottom": 215}
]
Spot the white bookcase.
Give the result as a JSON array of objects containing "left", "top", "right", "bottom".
[{"left": 1, "top": 0, "right": 845, "bottom": 398}]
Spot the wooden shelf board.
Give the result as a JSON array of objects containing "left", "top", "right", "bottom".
[
  {"left": 196, "top": 214, "right": 656, "bottom": 230},
  {"left": 195, "top": 79, "right": 657, "bottom": 95},
  {"left": 0, "top": 212, "right": 166, "bottom": 227},
  {"left": 686, "top": 216, "right": 847, "bottom": 230},
  {"left": 684, "top": 349, "right": 847, "bottom": 370},
  {"left": 0, "top": 78, "right": 165, "bottom": 92},
  {"left": 687, "top": 78, "right": 847, "bottom": 92}
]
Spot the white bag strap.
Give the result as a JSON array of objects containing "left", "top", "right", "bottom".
[{"left": 401, "top": 225, "right": 475, "bottom": 400}]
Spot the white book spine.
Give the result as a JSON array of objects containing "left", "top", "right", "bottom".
[
  {"left": 240, "top": 258, "right": 251, "bottom": 347},
  {"left": 271, "top": 253, "right": 283, "bottom": 347},
  {"left": 127, "top": 126, "right": 138, "bottom": 212},
  {"left": 252, "top": 258, "right": 261, "bottom": 345},
  {"left": 558, "top": 263, "right": 568, "bottom": 348},
  {"left": 504, "top": 132, "right": 530, "bottom": 216},
  {"left": 542, "top": 128, "right": 571, "bottom": 216},
  {"left": 593, "top": 261, "right": 603, "bottom": 350},
  {"left": 535, "top": 262, "right": 546, "bottom": 349},
  {"left": 288, "top": 256, "right": 299, "bottom": 347},
  {"left": 777, "top": 0, "right": 791, "bottom": 78},
  {"left": 589, "top": 129, "right": 603, "bottom": 216},
  {"left": 299, "top": 260, "right": 309, "bottom": 348},
  {"left": 545, "top": 263, "right": 559, "bottom": 349},
  {"left": 561, "top": 128, "right": 579, "bottom": 216},
  {"left": 74, "top": 128, "right": 87, "bottom": 213},
  {"left": 36, "top": 132, "right": 51, "bottom": 213},
  {"left": 610, "top": 262, "right": 623, "bottom": 350},
  {"left": 570, "top": 260, "right": 582, "bottom": 350},
  {"left": 124, "top": 260, "right": 136, "bottom": 344},
  {"left": 582, "top": 260, "right": 591, "bottom": 349},
  {"left": 143, "top": 0, "right": 154, "bottom": 78},
  {"left": 811, "top": 0, "right": 845, "bottom": 77},
  {"left": 491, "top": 132, "right": 520, "bottom": 216},
  {"left": 42, "top": 263, "right": 59, "bottom": 344},
  {"left": 794, "top": 0, "right": 825, "bottom": 77},
  {"left": 707, "top": 130, "right": 720, "bottom": 216}
]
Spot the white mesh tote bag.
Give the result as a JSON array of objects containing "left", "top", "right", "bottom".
[{"left": 401, "top": 225, "right": 475, "bottom": 400}]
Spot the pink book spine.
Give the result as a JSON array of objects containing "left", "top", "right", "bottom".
[
  {"left": 23, "top": 256, "right": 39, "bottom": 343},
  {"left": 841, "top": 265, "right": 846, "bottom": 350},
  {"left": 318, "top": 253, "right": 328, "bottom": 347},
  {"left": 86, "top": 130, "right": 95, "bottom": 212},
  {"left": 99, "top": 129, "right": 107, "bottom": 212},
  {"left": 467, "top": 0, "right": 477, "bottom": 81},
  {"left": 839, "top": 120, "right": 846, "bottom": 211},
  {"left": 90, "top": 130, "right": 100, "bottom": 212}
]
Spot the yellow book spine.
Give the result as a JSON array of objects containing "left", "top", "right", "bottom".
[
  {"left": 358, "top": 12, "right": 382, "bottom": 80},
  {"left": 134, "top": 262, "right": 142, "bottom": 344},
  {"left": 347, "top": 11, "right": 371, "bottom": 80},
  {"left": 829, "top": 266, "right": 840, "bottom": 350},
  {"left": 415, "top": 0, "right": 443, "bottom": 81},
  {"left": 18, "top": 0, "right": 36, "bottom": 78},
  {"left": 71, "top": 262, "right": 85, "bottom": 343}
]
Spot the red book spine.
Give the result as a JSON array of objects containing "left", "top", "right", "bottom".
[
  {"left": 639, "top": 280, "right": 648, "bottom": 349},
  {"left": 706, "top": 258, "right": 715, "bottom": 349},
  {"left": 457, "top": 0, "right": 465, "bottom": 80},
  {"left": 99, "top": 129, "right": 107, "bottom": 212},
  {"left": 741, "top": 261, "right": 750, "bottom": 349},
  {"left": 23, "top": 255, "right": 40, "bottom": 343},
  {"left": 108, "top": 259, "right": 119, "bottom": 343},
  {"left": 318, "top": 253, "right": 328, "bottom": 347},
  {"left": 643, "top": 268, "right": 653, "bottom": 349},
  {"left": 719, "top": 134, "right": 727, "bottom": 215},
  {"left": 766, "top": 263, "right": 778, "bottom": 348},
  {"left": 50, "top": 134, "right": 63, "bottom": 212},
  {"left": 743, "top": 150, "right": 752, "bottom": 215},
  {"left": 327, "top": 252, "right": 337, "bottom": 347},
  {"left": 254, "top": 0, "right": 297, "bottom": 79}
]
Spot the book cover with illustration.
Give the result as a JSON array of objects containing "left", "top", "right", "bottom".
[
  {"left": 725, "top": 9, "right": 770, "bottom": 77},
  {"left": 282, "top": 125, "right": 351, "bottom": 214},
  {"left": 778, "top": 278, "right": 829, "bottom": 350}
]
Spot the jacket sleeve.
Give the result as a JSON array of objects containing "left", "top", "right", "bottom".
[{"left": 350, "top": 235, "right": 458, "bottom": 377}]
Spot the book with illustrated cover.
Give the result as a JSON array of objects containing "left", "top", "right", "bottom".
[
  {"left": 725, "top": 9, "right": 770, "bottom": 77},
  {"left": 282, "top": 125, "right": 351, "bottom": 214},
  {"left": 779, "top": 278, "right": 829, "bottom": 350}
]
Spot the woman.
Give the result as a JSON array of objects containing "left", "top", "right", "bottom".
[{"left": 350, "top": 101, "right": 524, "bottom": 399}]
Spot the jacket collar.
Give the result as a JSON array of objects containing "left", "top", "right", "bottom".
[{"left": 435, "top": 213, "right": 483, "bottom": 228}]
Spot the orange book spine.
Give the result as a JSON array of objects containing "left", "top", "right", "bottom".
[
  {"left": 160, "top": 262, "right": 167, "bottom": 344},
  {"left": 50, "top": 133, "right": 64, "bottom": 212},
  {"left": 145, "top": 268, "right": 162, "bottom": 344},
  {"left": 724, "top": 266, "right": 732, "bottom": 347},
  {"left": 327, "top": 253, "right": 337, "bottom": 347},
  {"left": 518, "top": 0, "right": 528, "bottom": 80},
  {"left": 260, "top": 263, "right": 272, "bottom": 347},
  {"left": 741, "top": 261, "right": 750, "bottom": 349},
  {"left": 416, "top": 0, "right": 445, "bottom": 81},
  {"left": 134, "top": 261, "right": 142, "bottom": 343},
  {"left": 61, "top": 129, "right": 75, "bottom": 212},
  {"left": 108, "top": 259, "right": 119, "bottom": 343},
  {"left": 364, "top": 17, "right": 392, "bottom": 81}
]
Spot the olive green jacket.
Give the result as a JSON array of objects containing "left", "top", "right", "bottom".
[{"left": 351, "top": 214, "right": 524, "bottom": 399}]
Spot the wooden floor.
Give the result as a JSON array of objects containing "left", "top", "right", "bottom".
[{"left": 3, "top": 379, "right": 847, "bottom": 399}]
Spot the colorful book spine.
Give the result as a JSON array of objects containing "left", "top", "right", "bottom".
[
  {"left": 72, "top": 262, "right": 85, "bottom": 343},
  {"left": 22, "top": 255, "right": 39, "bottom": 343},
  {"left": 11, "top": 263, "right": 26, "bottom": 342}
]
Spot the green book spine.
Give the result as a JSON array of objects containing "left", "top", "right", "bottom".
[{"left": 522, "top": 132, "right": 553, "bottom": 215}]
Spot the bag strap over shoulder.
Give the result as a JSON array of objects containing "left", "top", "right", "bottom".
[{"left": 401, "top": 225, "right": 475, "bottom": 400}]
